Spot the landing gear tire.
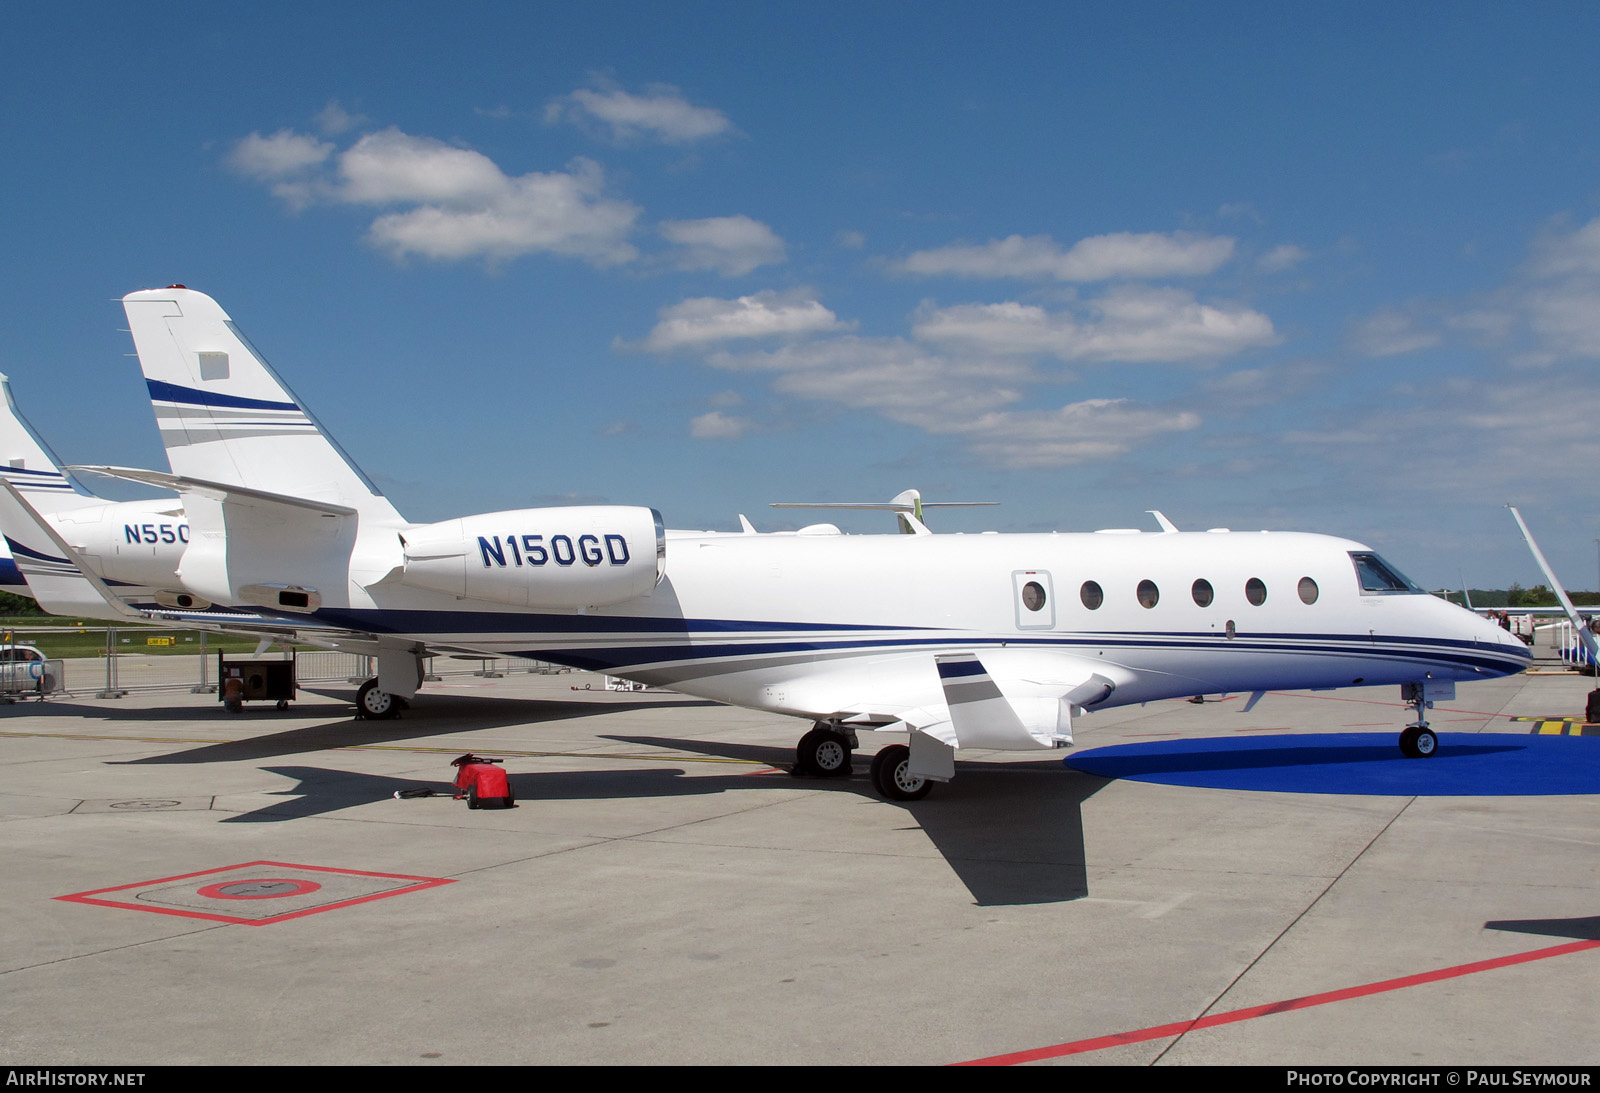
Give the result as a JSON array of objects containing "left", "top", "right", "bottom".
[
  {"left": 796, "top": 727, "right": 853, "bottom": 777},
  {"left": 357, "top": 678, "right": 401, "bottom": 721},
  {"left": 869, "top": 744, "right": 931, "bottom": 801},
  {"left": 1399, "top": 725, "right": 1438, "bottom": 758}
]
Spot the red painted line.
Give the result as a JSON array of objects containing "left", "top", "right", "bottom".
[
  {"left": 197, "top": 878, "right": 322, "bottom": 900},
  {"left": 55, "top": 860, "right": 455, "bottom": 927},
  {"left": 953, "top": 937, "right": 1600, "bottom": 1066}
]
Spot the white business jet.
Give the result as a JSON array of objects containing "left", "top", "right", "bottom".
[{"left": 4, "top": 287, "right": 1533, "bottom": 801}]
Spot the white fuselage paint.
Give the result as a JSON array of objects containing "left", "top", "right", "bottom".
[{"left": 317, "top": 525, "right": 1531, "bottom": 737}]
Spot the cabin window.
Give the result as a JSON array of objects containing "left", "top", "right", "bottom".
[
  {"left": 1349, "top": 552, "right": 1425, "bottom": 594},
  {"left": 1021, "top": 581, "right": 1047, "bottom": 612},
  {"left": 1137, "top": 580, "right": 1159, "bottom": 609},
  {"left": 1245, "top": 578, "right": 1267, "bottom": 606},
  {"left": 1191, "top": 578, "right": 1214, "bottom": 607},
  {"left": 1080, "top": 581, "right": 1103, "bottom": 610},
  {"left": 1298, "top": 576, "right": 1319, "bottom": 604}
]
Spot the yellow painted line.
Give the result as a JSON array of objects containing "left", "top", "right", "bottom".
[{"left": 0, "top": 730, "right": 768, "bottom": 766}]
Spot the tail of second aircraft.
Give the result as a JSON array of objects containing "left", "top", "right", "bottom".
[
  {"left": 0, "top": 374, "right": 103, "bottom": 515},
  {"left": 123, "top": 286, "right": 404, "bottom": 525},
  {"left": 0, "top": 373, "right": 114, "bottom": 596}
]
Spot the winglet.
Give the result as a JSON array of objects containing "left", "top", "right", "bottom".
[{"left": 1507, "top": 505, "right": 1599, "bottom": 664}]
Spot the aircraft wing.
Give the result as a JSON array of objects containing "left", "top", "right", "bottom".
[{"left": 1507, "top": 506, "right": 1600, "bottom": 663}]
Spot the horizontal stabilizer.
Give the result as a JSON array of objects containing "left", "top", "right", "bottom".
[
  {"left": 73, "top": 466, "right": 358, "bottom": 607},
  {"left": 0, "top": 481, "right": 144, "bottom": 621},
  {"left": 71, "top": 466, "right": 358, "bottom": 518}
]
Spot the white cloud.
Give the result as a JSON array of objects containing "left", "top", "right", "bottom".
[
  {"left": 231, "top": 125, "right": 641, "bottom": 266},
  {"left": 1525, "top": 217, "right": 1600, "bottom": 278},
  {"left": 314, "top": 100, "right": 367, "bottom": 135},
  {"left": 690, "top": 411, "right": 754, "bottom": 439},
  {"left": 954, "top": 400, "right": 1201, "bottom": 469},
  {"left": 364, "top": 156, "right": 640, "bottom": 265},
  {"left": 338, "top": 129, "right": 509, "bottom": 206},
  {"left": 895, "top": 231, "right": 1235, "bottom": 281},
  {"left": 229, "top": 130, "right": 334, "bottom": 179},
  {"left": 1348, "top": 216, "right": 1600, "bottom": 365},
  {"left": 913, "top": 287, "right": 1278, "bottom": 363},
  {"left": 717, "top": 337, "right": 1030, "bottom": 431},
  {"left": 707, "top": 335, "right": 1196, "bottom": 467},
  {"left": 638, "top": 291, "right": 849, "bottom": 351},
  {"left": 641, "top": 279, "right": 1281, "bottom": 467},
  {"left": 1347, "top": 308, "right": 1443, "bottom": 356},
  {"left": 659, "top": 215, "right": 786, "bottom": 276},
  {"left": 1258, "top": 244, "right": 1308, "bottom": 272},
  {"left": 546, "top": 82, "right": 734, "bottom": 144}
]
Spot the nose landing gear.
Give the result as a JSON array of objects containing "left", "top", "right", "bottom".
[{"left": 1397, "top": 680, "right": 1452, "bottom": 758}]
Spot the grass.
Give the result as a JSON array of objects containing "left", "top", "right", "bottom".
[{"left": 0, "top": 619, "right": 310, "bottom": 658}]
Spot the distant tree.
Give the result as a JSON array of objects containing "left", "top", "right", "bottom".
[{"left": 0, "top": 591, "right": 43, "bottom": 617}]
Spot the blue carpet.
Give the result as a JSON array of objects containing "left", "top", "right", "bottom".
[{"left": 1064, "top": 733, "right": 1600, "bottom": 796}]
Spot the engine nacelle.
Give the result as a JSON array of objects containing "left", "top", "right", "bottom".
[{"left": 398, "top": 506, "right": 664, "bottom": 610}]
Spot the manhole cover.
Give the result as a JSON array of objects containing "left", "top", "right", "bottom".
[
  {"left": 199, "top": 879, "right": 322, "bottom": 899},
  {"left": 108, "top": 800, "right": 183, "bottom": 811}
]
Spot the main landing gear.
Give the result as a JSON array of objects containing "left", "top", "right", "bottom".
[
  {"left": 793, "top": 723, "right": 934, "bottom": 801},
  {"left": 356, "top": 678, "right": 407, "bottom": 720},
  {"left": 794, "top": 722, "right": 855, "bottom": 777},
  {"left": 868, "top": 744, "right": 931, "bottom": 801}
]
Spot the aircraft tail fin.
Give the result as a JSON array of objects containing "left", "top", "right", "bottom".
[
  {"left": 122, "top": 286, "right": 403, "bottom": 525},
  {"left": 0, "top": 374, "right": 101, "bottom": 514}
]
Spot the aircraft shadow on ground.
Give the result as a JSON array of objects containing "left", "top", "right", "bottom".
[
  {"left": 1069, "top": 739, "right": 1525, "bottom": 779},
  {"left": 105, "top": 691, "right": 719, "bottom": 766},
  {"left": 1485, "top": 915, "right": 1600, "bottom": 941},
  {"left": 603, "top": 734, "right": 1107, "bottom": 906},
  {"left": 234, "top": 748, "right": 1107, "bottom": 907}
]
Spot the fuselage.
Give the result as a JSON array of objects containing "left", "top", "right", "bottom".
[{"left": 317, "top": 526, "right": 1531, "bottom": 728}]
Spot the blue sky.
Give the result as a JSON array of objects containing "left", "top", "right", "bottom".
[{"left": 4, "top": 2, "right": 1600, "bottom": 590}]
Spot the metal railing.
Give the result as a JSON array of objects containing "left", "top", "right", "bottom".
[
  {"left": 1554, "top": 620, "right": 1599, "bottom": 669},
  {"left": 0, "top": 626, "right": 571, "bottom": 699}
]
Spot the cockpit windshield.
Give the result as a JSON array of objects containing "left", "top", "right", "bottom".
[{"left": 1349, "top": 552, "right": 1426, "bottom": 594}]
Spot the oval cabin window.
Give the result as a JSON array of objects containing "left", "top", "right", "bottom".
[
  {"left": 1245, "top": 578, "right": 1267, "bottom": 606},
  {"left": 1298, "top": 576, "right": 1319, "bottom": 604},
  {"left": 1192, "top": 578, "right": 1214, "bottom": 607},
  {"left": 1021, "top": 581, "right": 1047, "bottom": 612},
  {"left": 1080, "top": 581, "right": 1103, "bottom": 610},
  {"left": 1137, "top": 580, "right": 1160, "bottom": 609}
]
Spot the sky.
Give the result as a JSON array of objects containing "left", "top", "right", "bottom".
[{"left": 3, "top": 2, "right": 1600, "bottom": 591}]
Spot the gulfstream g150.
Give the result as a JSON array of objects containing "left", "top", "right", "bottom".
[{"left": 0, "top": 287, "right": 1531, "bottom": 800}]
